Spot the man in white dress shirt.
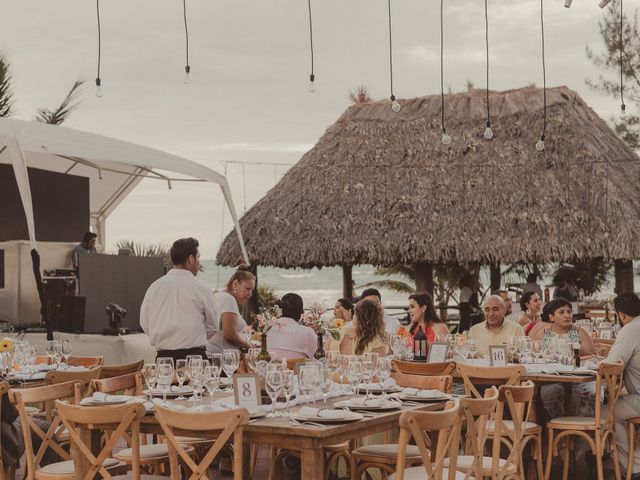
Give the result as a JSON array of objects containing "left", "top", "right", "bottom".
[
  {"left": 360, "top": 288, "right": 401, "bottom": 339},
  {"left": 140, "top": 237, "right": 217, "bottom": 363}
]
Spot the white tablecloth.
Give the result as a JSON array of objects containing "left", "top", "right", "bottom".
[{"left": 21, "top": 332, "right": 156, "bottom": 365}]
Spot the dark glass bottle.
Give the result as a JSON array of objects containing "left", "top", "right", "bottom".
[
  {"left": 573, "top": 342, "right": 581, "bottom": 368},
  {"left": 544, "top": 287, "right": 550, "bottom": 303},
  {"left": 413, "top": 326, "right": 428, "bottom": 361}
]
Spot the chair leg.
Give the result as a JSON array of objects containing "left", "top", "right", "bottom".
[
  {"left": 562, "top": 437, "right": 571, "bottom": 480},
  {"left": 627, "top": 423, "right": 635, "bottom": 480},
  {"left": 612, "top": 434, "right": 622, "bottom": 480},
  {"left": 544, "top": 429, "right": 555, "bottom": 480},
  {"left": 534, "top": 432, "right": 545, "bottom": 480},
  {"left": 595, "top": 440, "right": 605, "bottom": 480}
]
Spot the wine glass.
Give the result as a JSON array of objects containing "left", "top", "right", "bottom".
[
  {"left": 142, "top": 364, "right": 157, "bottom": 401},
  {"left": 337, "top": 355, "right": 350, "bottom": 392},
  {"left": 222, "top": 350, "right": 240, "bottom": 390},
  {"left": 281, "top": 369, "right": 295, "bottom": 416},
  {"left": 298, "top": 365, "right": 316, "bottom": 405},
  {"left": 188, "top": 358, "right": 204, "bottom": 400},
  {"left": 531, "top": 340, "right": 543, "bottom": 363},
  {"left": 325, "top": 351, "right": 339, "bottom": 379},
  {"left": 52, "top": 341, "right": 63, "bottom": 369},
  {"left": 204, "top": 365, "right": 220, "bottom": 399},
  {"left": 377, "top": 357, "right": 392, "bottom": 399},
  {"left": 156, "top": 363, "right": 173, "bottom": 402},
  {"left": 320, "top": 368, "right": 333, "bottom": 408},
  {"left": 361, "top": 360, "right": 375, "bottom": 400},
  {"left": 265, "top": 370, "right": 283, "bottom": 417},
  {"left": 466, "top": 339, "right": 478, "bottom": 360},
  {"left": 346, "top": 360, "right": 363, "bottom": 397},
  {"left": 24, "top": 346, "right": 36, "bottom": 374},
  {"left": 507, "top": 336, "right": 519, "bottom": 363},
  {"left": 61, "top": 340, "right": 72, "bottom": 367},
  {"left": 246, "top": 348, "right": 260, "bottom": 372},
  {"left": 175, "top": 359, "right": 188, "bottom": 400},
  {"left": 45, "top": 340, "right": 56, "bottom": 365}
]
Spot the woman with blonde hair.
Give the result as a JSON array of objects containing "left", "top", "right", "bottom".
[
  {"left": 208, "top": 265, "right": 255, "bottom": 355},
  {"left": 340, "top": 299, "right": 388, "bottom": 356}
]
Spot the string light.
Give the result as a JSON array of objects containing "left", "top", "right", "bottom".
[
  {"left": 564, "top": 0, "right": 573, "bottom": 7},
  {"left": 95, "top": 0, "right": 103, "bottom": 98},
  {"left": 387, "top": 0, "right": 400, "bottom": 112},
  {"left": 483, "top": 0, "right": 493, "bottom": 140},
  {"left": 183, "top": 0, "right": 191, "bottom": 84},
  {"left": 619, "top": 0, "right": 626, "bottom": 119},
  {"left": 536, "top": 0, "right": 547, "bottom": 152},
  {"left": 307, "top": 0, "right": 315, "bottom": 93},
  {"left": 440, "top": 0, "right": 449, "bottom": 143}
]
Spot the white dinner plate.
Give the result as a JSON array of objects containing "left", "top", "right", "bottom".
[
  {"left": 291, "top": 411, "right": 363, "bottom": 423},
  {"left": 334, "top": 399, "right": 401, "bottom": 411}
]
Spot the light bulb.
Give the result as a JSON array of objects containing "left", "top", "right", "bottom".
[
  {"left": 184, "top": 65, "right": 191, "bottom": 85},
  {"left": 621, "top": 104, "right": 627, "bottom": 120},
  {"left": 442, "top": 132, "right": 451, "bottom": 145},
  {"left": 95, "top": 78, "right": 103, "bottom": 98},
  {"left": 391, "top": 100, "right": 401, "bottom": 113},
  {"left": 308, "top": 73, "right": 315, "bottom": 93},
  {"left": 484, "top": 126, "right": 494, "bottom": 140},
  {"left": 536, "top": 139, "right": 545, "bottom": 151}
]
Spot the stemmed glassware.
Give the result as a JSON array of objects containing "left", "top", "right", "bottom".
[
  {"left": 187, "top": 358, "right": 204, "bottom": 400},
  {"left": 24, "top": 346, "right": 36, "bottom": 374},
  {"left": 246, "top": 348, "right": 260, "bottom": 372},
  {"left": 507, "top": 336, "right": 519, "bottom": 363},
  {"left": 45, "top": 340, "right": 56, "bottom": 366},
  {"left": 265, "top": 370, "right": 283, "bottom": 417},
  {"left": 320, "top": 368, "right": 333, "bottom": 408},
  {"left": 156, "top": 362, "right": 174, "bottom": 402},
  {"left": 61, "top": 340, "right": 72, "bottom": 367},
  {"left": 466, "top": 339, "right": 478, "bottom": 360},
  {"left": 346, "top": 359, "right": 363, "bottom": 397},
  {"left": 531, "top": 340, "right": 543, "bottom": 363},
  {"left": 281, "top": 369, "right": 295, "bottom": 416},
  {"left": 298, "top": 365, "right": 316, "bottom": 405},
  {"left": 377, "top": 357, "right": 392, "bottom": 400},
  {"left": 175, "top": 359, "right": 188, "bottom": 400},
  {"left": 325, "top": 351, "right": 339, "bottom": 382},
  {"left": 222, "top": 350, "right": 240, "bottom": 391},
  {"left": 142, "top": 364, "right": 157, "bottom": 401},
  {"left": 204, "top": 365, "right": 220, "bottom": 399},
  {"left": 361, "top": 359, "right": 375, "bottom": 400},
  {"left": 337, "top": 355, "right": 350, "bottom": 393}
]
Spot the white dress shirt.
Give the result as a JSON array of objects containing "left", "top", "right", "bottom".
[
  {"left": 140, "top": 269, "right": 217, "bottom": 350},
  {"left": 266, "top": 317, "right": 317, "bottom": 360}
]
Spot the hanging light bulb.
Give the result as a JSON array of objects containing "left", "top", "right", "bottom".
[
  {"left": 184, "top": 65, "right": 191, "bottom": 84},
  {"left": 95, "top": 77, "right": 103, "bottom": 98},
  {"left": 308, "top": 74, "right": 316, "bottom": 93},
  {"left": 484, "top": 121, "right": 493, "bottom": 140},
  {"left": 621, "top": 104, "right": 627, "bottom": 120},
  {"left": 536, "top": 136, "right": 545, "bottom": 151},
  {"left": 441, "top": 129, "right": 451, "bottom": 145},
  {"left": 390, "top": 95, "right": 401, "bottom": 113}
]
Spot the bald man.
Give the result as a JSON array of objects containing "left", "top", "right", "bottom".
[{"left": 469, "top": 295, "right": 525, "bottom": 358}]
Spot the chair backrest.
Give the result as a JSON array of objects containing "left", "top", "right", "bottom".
[
  {"left": 493, "top": 381, "right": 535, "bottom": 480},
  {"left": 46, "top": 366, "right": 103, "bottom": 393},
  {"left": 9, "top": 381, "right": 82, "bottom": 480},
  {"left": 35, "top": 355, "right": 51, "bottom": 365},
  {"left": 395, "top": 399, "right": 462, "bottom": 480},
  {"left": 90, "top": 373, "right": 143, "bottom": 396},
  {"left": 0, "top": 381, "right": 9, "bottom": 473},
  {"left": 459, "top": 387, "right": 499, "bottom": 480},
  {"left": 56, "top": 401, "right": 146, "bottom": 480},
  {"left": 595, "top": 361, "right": 624, "bottom": 431},
  {"left": 456, "top": 363, "right": 525, "bottom": 399},
  {"left": 154, "top": 403, "right": 250, "bottom": 480},
  {"left": 393, "top": 373, "right": 452, "bottom": 393},
  {"left": 285, "top": 357, "right": 307, "bottom": 372},
  {"left": 393, "top": 360, "right": 456, "bottom": 376},
  {"left": 68, "top": 356, "right": 104, "bottom": 368},
  {"left": 99, "top": 360, "right": 144, "bottom": 379}
]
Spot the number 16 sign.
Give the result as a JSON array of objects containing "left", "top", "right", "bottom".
[{"left": 489, "top": 345, "right": 507, "bottom": 367}]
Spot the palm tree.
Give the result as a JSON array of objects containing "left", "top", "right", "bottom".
[
  {"left": 348, "top": 85, "right": 372, "bottom": 104},
  {"left": 0, "top": 54, "right": 84, "bottom": 124}
]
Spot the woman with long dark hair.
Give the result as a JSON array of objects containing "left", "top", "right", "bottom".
[
  {"left": 340, "top": 299, "right": 388, "bottom": 356},
  {"left": 407, "top": 292, "right": 449, "bottom": 342}
]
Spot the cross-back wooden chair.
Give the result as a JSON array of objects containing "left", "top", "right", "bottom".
[
  {"left": 544, "top": 361, "right": 624, "bottom": 480},
  {"left": 45, "top": 366, "right": 102, "bottom": 395},
  {"left": 392, "top": 373, "right": 453, "bottom": 394},
  {"left": 9, "top": 381, "right": 83, "bottom": 480},
  {"left": 154, "top": 403, "right": 249, "bottom": 480},
  {"left": 443, "top": 386, "right": 510, "bottom": 480},
  {"left": 35, "top": 356, "right": 51, "bottom": 365},
  {"left": 455, "top": 364, "right": 524, "bottom": 399},
  {"left": 0, "top": 381, "right": 16, "bottom": 480},
  {"left": 391, "top": 399, "right": 462, "bottom": 480},
  {"left": 392, "top": 360, "right": 456, "bottom": 376},
  {"left": 490, "top": 382, "right": 537, "bottom": 480},
  {"left": 67, "top": 356, "right": 104, "bottom": 368},
  {"left": 90, "top": 373, "right": 143, "bottom": 396},
  {"left": 99, "top": 360, "right": 145, "bottom": 379},
  {"left": 55, "top": 400, "right": 149, "bottom": 480}
]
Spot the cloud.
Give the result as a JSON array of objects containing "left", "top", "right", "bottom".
[{"left": 203, "top": 142, "right": 314, "bottom": 153}]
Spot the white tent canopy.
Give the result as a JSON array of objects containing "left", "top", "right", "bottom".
[{"left": 0, "top": 117, "right": 248, "bottom": 263}]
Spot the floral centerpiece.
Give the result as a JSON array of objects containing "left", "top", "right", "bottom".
[
  {"left": 251, "top": 305, "right": 282, "bottom": 361},
  {"left": 0, "top": 337, "right": 14, "bottom": 353},
  {"left": 301, "top": 303, "right": 340, "bottom": 359}
]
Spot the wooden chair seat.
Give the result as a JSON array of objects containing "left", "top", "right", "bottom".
[
  {"left": 486, "top": 419, "right": 541, "bottom": 432},
  {"left": 547, "top": 416, "right": 607, "bottom": 429},
  {"left": 444, "top": 455, "right": 517, "bottom": 475},
  {"left": 115, "top": 444, "right": 193, "bottom": 461},
  {"left": 353, "top": 444, "right": 422, "bottom": 458},
  {"left": 37, "top": 458, "right": 121, "bottom": 476},
  {"left": 389, "top": 466, "right": 473, "bottom": 480}
]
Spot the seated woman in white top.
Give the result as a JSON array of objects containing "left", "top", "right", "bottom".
[
  {"left": 208, "top": 266, "right": 255, "bottom": 355},
  {"left": 267, "top": 293, "right": 317, "bottom": 361}
]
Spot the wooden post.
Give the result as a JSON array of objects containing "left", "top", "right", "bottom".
[
  {"left": 614, "top": 259, "right": 634, "bottom": 294},
  {"left": 415, "top": 262, "right": 434, "bottom": 296},
  {"left": 342, "top": 265, "right": 354, "bottom": 300},
  {"left": 490, "top": 263, "right": 501, "bottom": 292},
  {"left": 249, "top": 264, "right": 259, "bottom": 313}
]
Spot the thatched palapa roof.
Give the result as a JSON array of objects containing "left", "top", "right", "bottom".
[{"left": 217, "top": 86, "right": 640, "bottom": 269}]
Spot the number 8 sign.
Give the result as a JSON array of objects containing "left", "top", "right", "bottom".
[{"left": 233, "top": 374, "right": 261, "bottom": 407}]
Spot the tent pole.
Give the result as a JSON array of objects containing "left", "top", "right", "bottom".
[
  {"left": 31, "top": 249, "right": 53, "bottom": 340},
  {"left": 614, "top": 259, "right": 634, "bottom": 294},
  {"left": 415, "top": 262, "right": 434, "bottom": 296},
  {"left": 490, "top": 263, "right": 501, "bottom": 292}
]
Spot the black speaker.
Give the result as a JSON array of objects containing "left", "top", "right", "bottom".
[{"left": 58, "top": 296, "right": 85, "bottom": 334}]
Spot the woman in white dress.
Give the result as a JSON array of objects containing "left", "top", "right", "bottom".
[{"left": 208, "top": 266, "right": 255, "bottom": 355}]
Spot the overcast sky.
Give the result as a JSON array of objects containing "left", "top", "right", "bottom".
[{"left": 1, "top": 0, "right": 638, "bottom": 259}]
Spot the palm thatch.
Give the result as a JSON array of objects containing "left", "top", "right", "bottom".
[{"left": 217, "top": 85, "right": 640, "bottom": 269}]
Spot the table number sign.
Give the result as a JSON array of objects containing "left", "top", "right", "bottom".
[
  {"left": 597, "top": 327, "right": 613, "bottom": 340},
  {"left": 489, "top": 345, "right": 507, "bottom": 367},
  {"left": 427, "top": 342, "right": 449, "bottom": 363},
  {"left": 233, "top": 374, "right": 261, "bottom": 408}
]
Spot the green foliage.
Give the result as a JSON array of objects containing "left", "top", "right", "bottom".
[
  {"left": 114, "top": 239, "right": 172, "bottom": 271},
  {"left": 586, "top": 0, "right": 640, "bottom": 149},
  {"left": 558, "top": 258, "right": 613, "bottom": 296},
  {"left": 35, "top": 80, "right": 84, "bottom": 125},
  {"left": 0, "top": 56, "right": 14, "bottom": 118}
]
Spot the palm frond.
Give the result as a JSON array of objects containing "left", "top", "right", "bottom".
[
  {"left": 114, "top": 239, "right": 173, "bottom": 271},
  {"left": 0, "top": 55, "right": 15, "bottom": 118},
  {"left": 357, "top": 280, "right": 414, "bottom": 294},
  {"left": 348, "top": 85, "right": 372, "bottom": 104},
  {"left": 374, "top": 265, "right": 415, "bottom": 280},
  {"left": 35, "top": 79, "right": 84, "bottom": 125}
]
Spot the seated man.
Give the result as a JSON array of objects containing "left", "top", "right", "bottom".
[
  {"left": 469, "top": 294, "right": 525, "bottom": 358},
  {"left": 604, "top": 292, "right": 640, "bottom": 479},
  {"left": 267, "top": 293, "right": 316, "bottom": 361}
]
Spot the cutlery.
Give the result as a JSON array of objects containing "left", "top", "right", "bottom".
[{"left": 288, "top": 418, "right": 326, "bottom": 428}]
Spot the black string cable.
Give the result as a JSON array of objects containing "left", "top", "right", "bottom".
[
  {"left": 440, "top": 0, "right": 450, "bottom": 143},
  {"left": 388, "top": 0, "right": 400, "bottom": 112},
  {"left": 536, "top": 0, "right": 547, "bottom": 151},
  {"left": 183, "top": 0, "right": 191, "bottom": 83},
  {"left": 95, "top": 0, "right": 102, "bottom": 97},
  {"left": 308, "top": 0, "right": 315, "bottom": 92},
  {"left": 620, "top": 0, "right": 626, "bottom": 118},
  {"left": 484, "top": 0, "right": 493, "bottom": 140}
]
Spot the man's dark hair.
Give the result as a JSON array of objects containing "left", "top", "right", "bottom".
[
  {"left": 275, "top": 293, "right": 304, "bottom": 320},
  {"left": 614, "top": 292, "right": 640, "bottom": 318},
  {"left": 361, "top": 288, "right": 382, "bottom": 301},
  {"left": 170, "top": 237, "right": 199, "bottom": 265},
  {"left": 82, "top": 231, "right": 97, "bottom": 243}
]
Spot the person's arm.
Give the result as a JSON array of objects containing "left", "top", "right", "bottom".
[
  {"left": 578, "top": 327, "right": 596, "bottom": 356},
  {"left": 340, "top": 330, "right": 355, "bottom": 355},
  {"left": 203, "top": 291, "right": 218, "bottom": 341},
  {"left": 605, "top": 329, "right": 634, "bottom": 367},
  {"left": 433, "top": 323, "right": 450, "bottom": 337},
  {"left": 220, "top": 313, "right": 250, "bottom": 348},
  {"left": 139, "top": 292, "right": 150, "bottom": 335},
  {"left": 372, "top": 344, "right": 389, "bottom": 357},
  {"left": 516, "top": 313, "right": 529, "bottom": 327}
]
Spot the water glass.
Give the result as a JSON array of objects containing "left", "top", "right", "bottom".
[
  {"left": 466, "top": 339, "right": 478, "bottom": 359},
  {"left": 156, "top": 363, "right": 173, "bottom": 402},
  {"left": 246, "top": 348, "right": 260, "bottom": 372},
  {"left": 142, "top": 364, "right": 157, "bottom": 400},
  {"left": 265, "top": 370, "right": 283, "bottom": 417},
  {"left": 222, "top": 349, "right": 240, "bottom": 388},
  {"left": 346, "top": 360, "right": 363, "bottom": 396},
  {"left": 204, "top": 365, "right": 220, "bottom": 398},
  {"left": 320, "top": 368, "right": 333, "bottom": 408},
  {"left": 61, "top": 340, "right": 72, "bottom": 367},
  {"left": 298, "top": 365, "right": 316, "bottom": 405},
  {"left": 175, "top": 359, "right": 188, "bottom": 400},
  {"left": 377, "top": 357, "right": 392, "bottom": 399},
  {"left": 281, "top": 369, "right": 295, "bottom": 416}
]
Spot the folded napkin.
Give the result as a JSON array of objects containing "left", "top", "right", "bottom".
[
  {"left": 34, "top": 364, "right": 56, "bottom": 372},
  {"left": 151, "top": 398, "right": 226, "bottom": 413},
  {"left": 91, "top": 392, "right": 134, "bottom": 402},
  {"left": 297, "top": 407, "right": 350, "bottom": 419},
  {"left": 64, "top": 365, "right": 88, "bottom": 372},
  {"left": 344, "top": 397, "right": 391, "bottom": 407},
  {"left": 400, "top": 388, "right": 447, "bottom": 398},
  {"left": 169, "top": 385, "right": 192, "bottom": 393},
  {"left": 12, "top": 372, "right": 46, "bottom": 380},
  {"left": 584, "top": 360, "right": 599, "bottom": 371},
  {"left": 358, "top": 378, "right": 397, "bottom": 390}
]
